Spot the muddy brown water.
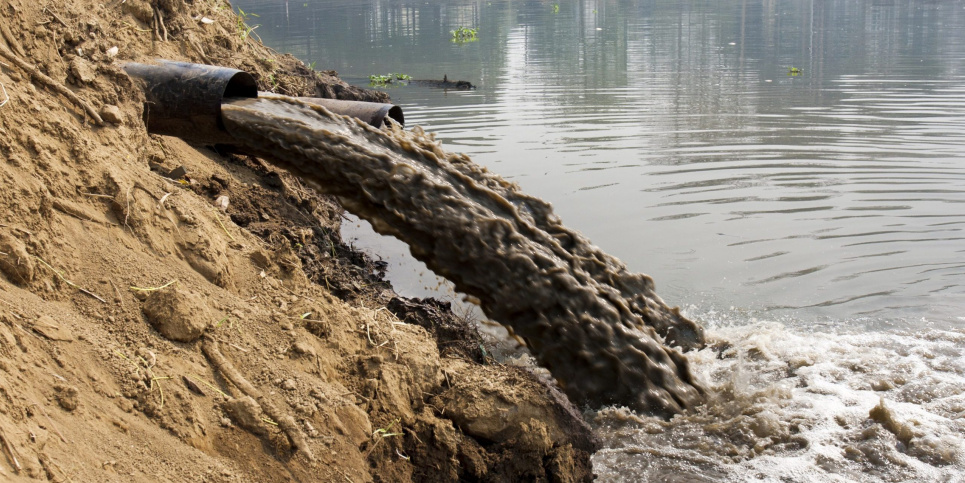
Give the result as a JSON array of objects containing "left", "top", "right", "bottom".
[{"left": 221, "top": 95, "right": 705, "bottom": 415}]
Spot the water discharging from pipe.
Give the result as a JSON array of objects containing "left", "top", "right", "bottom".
[{"left": 220, "top": 95, "right": 706, "bottom": 415}]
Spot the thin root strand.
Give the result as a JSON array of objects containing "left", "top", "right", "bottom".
[
  {"left": 202, "top": 335, "right": 315, "bottom": 461},
  {"left": 0, "top": 45, "right": 103, "bottom": 125}
]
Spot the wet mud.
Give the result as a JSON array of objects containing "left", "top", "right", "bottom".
[{"left": 221, "top": 95, "right": 706, "bottom": 415}]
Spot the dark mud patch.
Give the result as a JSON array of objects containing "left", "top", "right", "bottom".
[
  {"left": 387, "top": 296, "right": 487, "bottom": 362},
  {"left": 409, "top": 78, "right": 476, "bottom": 90},
  {"left": 188, "top": 149, "right": 394, "bottom": 301},
  {"left": 427, "top": 358, "right": 598, "bottom": 482}
]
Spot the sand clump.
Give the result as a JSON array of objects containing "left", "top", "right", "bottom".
[
  {"left": 0, "top": 233, "right": 35, "bottom": 286},
  {"left": 141, "top": 286, "right": 213, "bottom": 342},
  {"left": 0, "top": 0, "right": 597, "bottom": 480}
]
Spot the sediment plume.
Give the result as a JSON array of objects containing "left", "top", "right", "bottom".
[{"left": 221, "top": 95, "right": 705, "bottom": 415}]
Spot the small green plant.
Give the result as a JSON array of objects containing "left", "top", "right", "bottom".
[
  {"left": 362, "top": 417, "right": 404, "bottom": 458},
  {"left": 788, "top": 66, "right": 802, "bottom": 76},
  {"left": 236, "top": 8, "right": 260, "bottom": 41},
  {"left": 240, "top": 23, "right": 259, "bottom": 40},
  {"left": 552, "top": 4, "right": 560, "bottom": 13},
  {"left": 450, "top": 26, "right": 478, "bottom": 43},
  {"left": 368, "top": 73, "right": 411, "bottom": 87},
  {"left": 237, "top": 7, "right": 257, "bottom": 21},
  {"left": 307, "top": 61, "right": 317, "bottom": 70},
  {"left": 374, "top": 418, "right": 403, "bottom": 438}
]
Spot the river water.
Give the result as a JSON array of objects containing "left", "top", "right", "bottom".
[{"left": 231, "top": 0, "right": 965, "bottom": 480}]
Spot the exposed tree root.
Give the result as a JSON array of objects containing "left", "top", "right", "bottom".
[
  {"left": 201, "top": 335, "right": 315, "bottom": 462},
  {"left": 0, "top": 45, "right": 104, "bottom": 126}
]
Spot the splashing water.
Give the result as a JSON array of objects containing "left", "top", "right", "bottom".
[
  {"left": 591, "top": 315, "right": 965, "bottom": 481},
  {"left": 221, "top": 95, "right": 705, "bottom": 415}
]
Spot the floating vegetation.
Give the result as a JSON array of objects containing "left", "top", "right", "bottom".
[
  {"left": 788, "top": 66, "right": 802, "bottom": 76},
  {"left": 368, "top": 73, "right": 411, "bottom": 87},
  {"left": 553, "top": 4, "right": 560, "bottom": 13},
  {"left": 450, "top": 27, "right": 478, "bottom": 43}
]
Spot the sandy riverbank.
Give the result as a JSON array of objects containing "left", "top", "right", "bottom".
[{"left": 0, "top": 0, "right": 595, "bottom": 480}]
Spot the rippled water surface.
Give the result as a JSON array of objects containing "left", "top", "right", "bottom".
[{"left": 232, "top": 0, "right": 965, "bottom": 480}]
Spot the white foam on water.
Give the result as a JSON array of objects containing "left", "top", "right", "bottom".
[{"left": 590, "top": 311, "right": 965, "bottom": 482}]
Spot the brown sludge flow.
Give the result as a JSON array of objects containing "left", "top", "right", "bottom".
[{"left": 221, "top": 96, "right": 706, "bottom": 416}]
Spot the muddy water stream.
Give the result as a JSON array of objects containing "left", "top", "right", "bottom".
[{"left": 222, "top": 95, "right": 704, "bottom": 414}]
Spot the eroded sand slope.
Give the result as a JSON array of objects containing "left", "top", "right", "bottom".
[{"left": 0, "top": 0, "right": 595, "bottom": 480}]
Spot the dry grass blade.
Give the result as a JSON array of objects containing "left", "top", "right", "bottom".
[
  {"left": 0, "top": 45, "right": 103, "bottom": 125},
  {"left": 150, "top": 376, "right": 172, "bottom": 408},
  {"left": 0, "top": 427, "right": 21, "bottom": 472},
  {"left": 42, "top": 6, "right": 69, "bottom": 28},
  {"left": 33, "top": 255, "right": 107, "bottom": 303},
  {"left": 129, "top": 279, "right": 178, "bottom": 292},
  {"left": 109, "top": 279, "right": 125, "bottom": 309},
  {"left": 29, "top": 399, "right": 69, "bottom": 443},
  {"left": 0, "top": 82, "right": 8, "bottom": 108},
  {"left": 211, "top": 210, "right": 236, "bottom": 241},
  {"left": 158, "top": 192, "right": 173, "bottom": 209},
  {"left": 116, "top": 350, "right": 170, "bottom": 407},
  {"left": 114, "top": 351, "right": 142, "bottom": 377},
  {"left": 188, "top": 373, "right": 230, "bottom": 398}
]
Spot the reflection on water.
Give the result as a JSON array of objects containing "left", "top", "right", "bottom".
[
  {"left": 237, "top": 0, "right": 965, "bottom": 328},
  {"left": 231, "top": 0, "right": 965, "bottom": 479}
]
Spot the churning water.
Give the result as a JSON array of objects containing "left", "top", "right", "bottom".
[{"left": 232, "top": 0, "right": 965, "bottom": 479}]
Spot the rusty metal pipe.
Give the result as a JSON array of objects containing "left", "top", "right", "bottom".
[{"left": 122, "top": 60, "right": 257, "bottom": 144}]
